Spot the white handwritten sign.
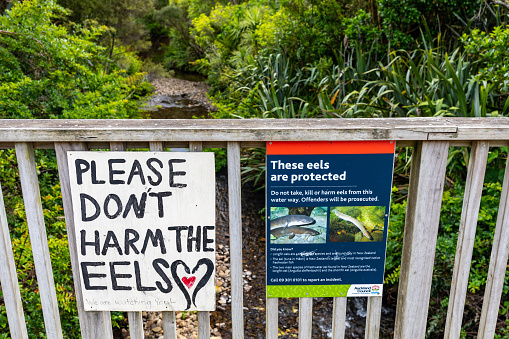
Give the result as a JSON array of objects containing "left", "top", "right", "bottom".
[{"left": 67, "top": 151, "right": 215, "bottom": 312}]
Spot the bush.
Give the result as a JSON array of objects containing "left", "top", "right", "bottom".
[
  {"left": 0, "top": 1, "right": 152, "bottom": 336},
  {"left": 0, "top": 0, "right": 148, "bottom": 119},
  {"left": 385, "top": 181, "right": 509, "bottom": 336}
]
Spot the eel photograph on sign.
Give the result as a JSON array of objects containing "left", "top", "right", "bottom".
[
  {"left": 329, "top": 206, "right": 385, "bottom": 242},
  {"left": 269, "top": 206, "right": 327, "bottom": 244}
]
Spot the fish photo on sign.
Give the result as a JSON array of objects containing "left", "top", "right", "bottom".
[
  {"left": 329, "top": 206, "right": 385, "bottom": 243},
  {"left": 269, "top": 206, "right": 327, "bottom": 244}
]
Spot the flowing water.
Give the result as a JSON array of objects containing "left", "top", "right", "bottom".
[
  {"left": 144, "top": 95, "right": 210, "bottom": 119},
  {"left": 144, "top": 72, "right": 211, "bottom": 119}
]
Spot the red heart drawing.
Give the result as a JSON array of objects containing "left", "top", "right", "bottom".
[{"left": 182, "top": 276, "right": 196, "bottom": 288}]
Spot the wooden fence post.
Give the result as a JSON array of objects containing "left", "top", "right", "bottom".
[
  {"left": 0, "top": 180, "right": 28, "bottom": 338},
  {"left": 332, "top": 297, "right": 347, "bottom": 339},
  {"left": 394, "top": 141, "right": 449, "bottom": 338},
  {"left": 444, "top": 141, "right": 489, "bottom": 338},
  {"left": 55, "top": 142, "right": 114, "bottom": 339},
  {"left": 189, "top": 141, "right": 211, "bottom": 339},
  {"left": 228, "top": 142, "right": 244, "bottom": 338},
  {"left": 16, "top": 143, "right": 63, "bottom": 339},
  {"left": 478, "top": 148, "right": 509, "bottom": 338}
]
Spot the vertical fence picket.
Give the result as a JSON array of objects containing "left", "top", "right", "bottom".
[
  {"left": 478, "top": 150, "right": 509, "bottom": 338},
  {"left": 108, "top": 142, "right": 145, "bottom": 339},
  {"left": 189, "top": 141, "right": 212, "bottom": 339},
  {"left": 15, "top": 143, "right": 63, "bottom": 339},
  {"left": 55, "top": 142, "right": 114, "bottom": 339},
  {"left": 266, "top": 297, "right": 278, "bottom": 338},
  {"left": 365, "top": 296, "right": 382, "bottom": 339},
  {"left": 127, "top": 312, "right": 144, "bottom": 339},
  {"left": 0, "top": 179, "right": 28, "bottom": 338},
  {"left": 394, "top": 141, "right": 449, "bottom": 338},
  {"left": 444, "top": 141, "right": 489, "bottom": 338},
  {"left": 148, "top": 141, "right": 178, "bottom": 339},
  {"left": 298, "top": 298, "right": 313, "bottom": 339},
  {"left": 161, "top": 311, "right": 177, "bottom": 339},
  {"left": 227, "top": 142, "right": 244, "bottom": 338},
  {"left": 332, "top": 297, "right": 347, "bottom": 339}
]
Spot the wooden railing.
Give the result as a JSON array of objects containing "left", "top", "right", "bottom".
[{"left": 1, "top": 117, "right": 509, "bottom": 339}]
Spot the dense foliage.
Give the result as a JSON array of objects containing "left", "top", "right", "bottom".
[
  {"left": 0, "top": 0, "right": 150, "bottom": 119},
  {"left": 0, "top": 1, "right": 150, "bottom": 337},
  {"left": 2, "top": 0, "right": 509, "bottom": 337}
]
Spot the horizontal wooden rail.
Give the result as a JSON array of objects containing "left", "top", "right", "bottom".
[
  {"left": 0, "top": 118, "right": 508, "bottom": 143},
  {"left": 0, "top": 118, "right": 509, "bottom": 339}
]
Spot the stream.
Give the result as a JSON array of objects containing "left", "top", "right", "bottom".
[
  {"left": 144, "top": 95, "right": 210, "bottom": 119},
  {"left": 144, "top": 73, "right": 212, "bottom": 120}
]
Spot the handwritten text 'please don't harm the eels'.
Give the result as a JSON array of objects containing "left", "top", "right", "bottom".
[{"left": 68, "top": 152, "right": 216, "bottom": 311}]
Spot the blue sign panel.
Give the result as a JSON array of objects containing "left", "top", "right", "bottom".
[{"left": 266, "top": 141, "right": 395, "bottom": 297}]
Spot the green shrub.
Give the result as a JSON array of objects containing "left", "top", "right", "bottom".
[
  {"left": 0, "top": 0, "right": 147, "bottom": 119},
  {"left": 0, "top": 149, "right": 80, "bottom": 338},
  {"left": 463, "top": 26, "right": 509, "bottom": 96},
  {"left": 0, "top": 0, "right": 152, "bottom": 337},
  {"left": 385, "top": 181, "right": 509, "bottom": 336}
]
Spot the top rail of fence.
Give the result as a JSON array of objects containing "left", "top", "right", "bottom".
[{"left": 0, "top": 118, "right": 508, "bottom": 147}]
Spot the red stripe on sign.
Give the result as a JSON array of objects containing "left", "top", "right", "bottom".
[{"left": 266, "top": 141, "right": 395, "bottom": 155}]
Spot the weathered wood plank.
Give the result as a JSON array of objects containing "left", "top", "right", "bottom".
[
  {"left": 3, "top": 117, "right": 509, "bottom": 142},
  {"left": 162, "top": 311, "right": 177, "bottom": 339},
  {"left": 55, "top": 142, "right": 114, "bottom": 339},
  {"left": 444, "top": 142, "right": 489, "bottom": 339},
  {"left": 108, "top": 142, "right": 145, "bottom": 339},
  {"left": 127, "top": 312, "right": 144, "bottom": 339},
  {"left": 332, "top": 297, "right": 347, "bottom": 339},
  {"left": 8, "top": 140, "right": 509, "bottom": 151},
  {"left": 394, "top": 141, "right": 449, "bottom": 338},
  {"left": 198, "top": 310, "right": 210, "bottom": 339},
  {"left": 266, "top": 298, "right": 278, "bottom": 339},
  {"left": 366, "top": 296, "right": 382, "bottom": 339},
  {"left": 478, "top": 153, "right": 509, "bottom": 338},
  {"left": 189, "top": 141, "right": 212, "bottom": 339},
  {"left": 298, "top": 297, "right": 313, "bottom": 339},
  {"left": 0, "top": 180, "right": 28, "bottom": 339},
  {"left": 148, "top": 141, "right": 178, "bottom": 339},
  {"left": 149, "top": 141, "right": 164, "bottom": 152},
  {"left": 15, "top": 143, "right": 63, "bottom": 339},
  {"left": 228, "top": 142, "right": 244, "bottom": 339}
]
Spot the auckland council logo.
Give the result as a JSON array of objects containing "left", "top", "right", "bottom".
[{"left": 371, "top": 285, "right": 380, "bottom": 295}]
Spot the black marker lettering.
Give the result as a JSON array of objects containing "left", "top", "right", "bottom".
[
  {"left": 135, "top": 261, "right": 156, "bottom": 291},
  {"left": 149, "top": 191, "right": 172, "bottom": 217},
  {"left": 81, "top": 262, "right": 107, "bottom": 290},
  {"left": 75, "top": 159, "right": 90, "bottom": 185},
  {"left": 124, "top": 229, "right": 140, "bottom": 255},
  {"left": 104, "top": 194, "right": 122, "bottom": 219},
  {"left": 127, "top": 160, "right": 146, "bottom": 185},
  {"left": 147, "top": 158, "right": 163, "bottom": 186},
  {"left": 123, "top": 193, "right": 147, "bottom": 219},
  {"left": 153, "top": 258, "right": 172, "bottom": 293},
  {"left": 141, "top": 229, "right": 166, "bottom": 254},
  {"left": 80, "top": 194, "right": 100, "bottom": 222},
  {"left": 168, "top": 226, "right": 187, "bottom": 253},
  {"left": 101, "top": 231, "right": 123, "bottom": 255},
  {"left": 168, "top": 159, "right": 187, "bottom": 188},
  {"left": 81, "top": 230, "right": 100, "bottom": 255},
  {"left": 110, "top": 262, "right": 132, "bottom": 291},
  {"left": 90, "top": 160, "right": 105, "bottom": 184},
  {"left": 108, "top": 159, "right": 126, "bottom": 184},
  {"left": 187, "top": 226, "right": 201, "bottom": 252},
  {"left": 203, "top": 226, "right": 215, "bottom": 252}
]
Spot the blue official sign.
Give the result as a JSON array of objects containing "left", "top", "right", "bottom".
[{"left": 266, "top": 141, "right": 395, "bottom": 297}]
